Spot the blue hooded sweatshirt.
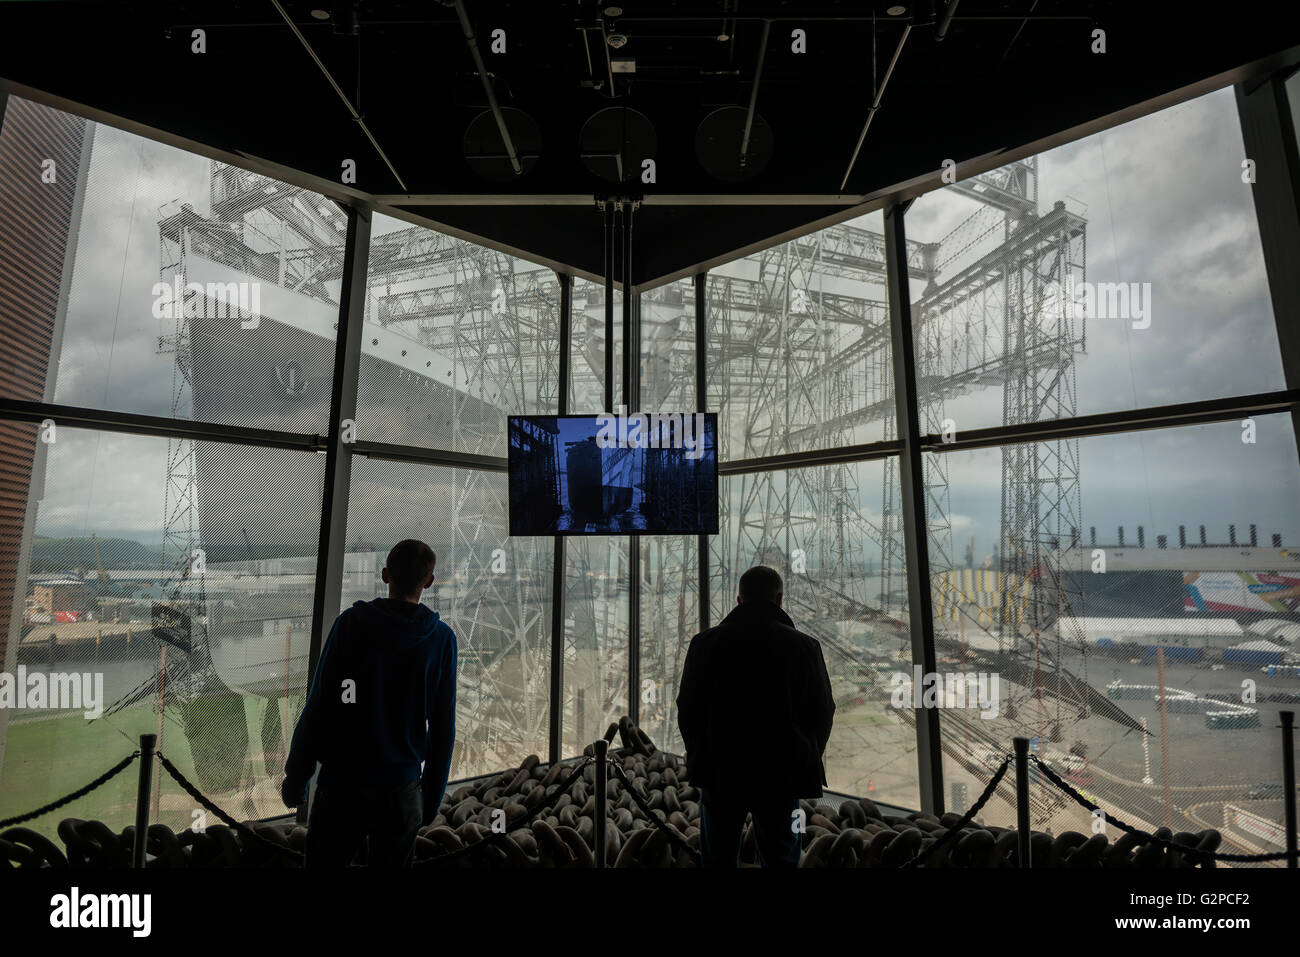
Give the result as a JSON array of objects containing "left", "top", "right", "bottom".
[{"left": 283, "top": 598, "right": 457, "bottom": 812}]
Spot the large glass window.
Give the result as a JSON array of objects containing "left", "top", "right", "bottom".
[
  {"left": 639, "top": 536, "right": 700, "bottom": 754},
  {"left": 0, "top": 94, "right": 335, "bottom": 839},
  {"left": 0, "top": 96, "right": 345, "bottom": 434},
  {"left": 639, "top": 278, "right": 697, "bottom": 412},
  {"left": 341, "top": 457, "right": 551, "bottom": 780},
  {"left": 358, "top": 213, "right": 561, "bottom": 456},
  {"left": 561, "top": 537, "right": 629, "bottom": 755},
  {"left": 905, "top": 87, "right": 1282, "bottom": 435},
  {"left": 636, "top": 277, "right": 701, "bottom": 753},
  {"left": 0, "top": 426, "right": 324, "bottom": 837},
  {"left": 899, "top": 85, "right": 1296, "bottom": 859},
  {"left": 710, "top": 460, "right": 916, "bottom": 808},
  {"left": 569, "top": 275, "right": 622, "bottom": 413},
  {"left": 706, "top": 210, "right": 895, "bottom": 461},
  {"left": 3, "top": 69, "right": 1297, "bottom": 865},
  {"left": 928, "top": 417, "right": 1300, "bottom": 860}
]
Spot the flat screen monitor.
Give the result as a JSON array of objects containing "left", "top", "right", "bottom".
[{"left": 508, "top": 413, "right": 718, "bottom": 535}]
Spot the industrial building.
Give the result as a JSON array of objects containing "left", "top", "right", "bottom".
[{"left": 0, "top": 0, "right": 1298, "bottom": 925}]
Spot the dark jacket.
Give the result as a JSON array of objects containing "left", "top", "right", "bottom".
[
  {"left": 676, "top": 601, "right": 835, "bottom": 798},
  {"left": 283, "top": 598, "right": 457, "bottom": 814}
]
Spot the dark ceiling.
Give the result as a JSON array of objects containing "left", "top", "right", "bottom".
[{"left": 2, "top": 1, "right": 1299, "bottom": 284}]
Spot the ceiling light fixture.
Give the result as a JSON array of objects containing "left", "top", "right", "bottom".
[
  {"left": 886, "top": 4, "right": 907, "bottom": 14},
  {"left": 604, "top": 6, "right": 624, "bottom": 15},
  {"left": 606, "top": 33, "right": 628, "bottom": 49},
  {"left": 309, "top": 9, "right": 329, "bottom": 19}
]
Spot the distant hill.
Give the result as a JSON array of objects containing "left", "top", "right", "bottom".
[{"left": 29, "top": 536, "right": 163, "bottom": 573}]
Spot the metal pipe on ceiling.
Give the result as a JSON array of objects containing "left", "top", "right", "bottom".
[
  {"left": 839, "top": 22, "right": 912, "bottom": 191},
  {"left": 601, "top": 15, "right": 618, "bottom": 96},
  {"left": 1002, "top": 0, "right": 1039, "bottom": 59},
  {"left": 613, "top": 14, "right": 1088, "bottom": 22},
  {"left": 269, "top": 0, "right": 408, "bottom": 190},
  {"left": 724, "top": 0, "right": 737, "bottom": 65},
  {"left": 178, "top": 13, "right": 1088, "bottom": 28},
  {"left": 453, "top": 0, "right": 521, "bottom": 174},
  {"left": 936, "top": 0, "right": 960, "bottom": 41},
  {"left": 740, "top": 18, "right": 771, "bottom": 167}
]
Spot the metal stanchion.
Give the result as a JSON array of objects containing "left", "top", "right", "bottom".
[
  {"left": 1281, "top": 711, "right": 1296, "bottom": 869},
  {"left": 133, "top": 733, "right": 157, "bottom": 868},
  {"left": 1013, "top": 737, "right": 1030, "bottom": 868},
  {"left": 594, "top": 739, "right": 608, "bottom": 869}
]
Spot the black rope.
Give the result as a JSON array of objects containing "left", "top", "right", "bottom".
[
  {"left": 901, "top": 755, "right": 1011, "bottom": 868},
  {"left": 414, "top": 757, "right": 595, "bottom": 866},
  {"left": 608, "top": 756, "right": 700, "bottom": 862},
  {"left": 155, "top": 752, "right": 303, "bottom": 861},
  {"left": 34, "top": 743, "right": 1283, "bottom": 871},
  {"left": 0, "top": 751, "right": 139, "bottom": 829},
  {"left": 1029, "top": 754, "right": 1295, "bottom": 865}
]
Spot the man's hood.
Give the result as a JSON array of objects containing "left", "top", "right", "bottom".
[{"left": 350, "top": 598, "right": 443, "bottom": 650}]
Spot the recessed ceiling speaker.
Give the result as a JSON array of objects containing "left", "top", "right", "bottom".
[
  {"left": 464, "top": 107, "right": 541, "bottom": 181},
  {"left": 579, "top": 106, "right": 656, "bottom": 183},
  {"left": 696, "top": 106, "right": 773, "bottom": 182}
]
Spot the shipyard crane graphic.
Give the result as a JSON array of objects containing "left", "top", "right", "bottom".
[
  {"left": 128, "top": 151, "right": 1121, "bottom": 815},
  {"left": 642, "top": 158, "right": 1110, "bottom": 778},
  {"left": 140, "top": 161, "right": 566, "bottom": 798}
]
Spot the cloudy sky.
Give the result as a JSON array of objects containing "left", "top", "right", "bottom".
[
  {"left": 903, "top": 86, "right": 1299, "bottom": 563},
  {"left": 16, "top": 85, "right": 1300, "bottom": 574}
]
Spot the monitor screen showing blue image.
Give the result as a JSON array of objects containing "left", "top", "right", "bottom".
[{"left": 507, "top": 412, "right": 719, "bottom": 535}]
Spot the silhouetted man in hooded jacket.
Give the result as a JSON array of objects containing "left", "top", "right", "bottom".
[
  {"left": 281, "top": 539, "right": 457, "bottom": 866},
  {"left": 676, "top": 565, "right": 835, "bottom": 867}
]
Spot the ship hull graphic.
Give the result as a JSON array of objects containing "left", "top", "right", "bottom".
[{"left": 178, "top": 248, "right": 499, "bottom": 699}]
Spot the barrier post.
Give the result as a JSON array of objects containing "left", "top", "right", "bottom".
[
  {"left": 594, "top": 739, "right": 608, "bottom": 869},
  {"left": 1281, "top": 711, "right": 1296, "bottom": 869},
  {"left": 133, "top": 733, "right": 157, "bottom": 868},
  {"left": 1013, "top": 737, "right": 1030, "bottom": 868}
]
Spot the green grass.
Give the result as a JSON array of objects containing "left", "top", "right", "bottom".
[
  {"left": 0, "top": 692, "right": 292, "bottom": 843},
  {"left": 833, "top": 704, "right": 897, "bottom": 728}
]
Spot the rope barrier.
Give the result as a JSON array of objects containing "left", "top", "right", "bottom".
[
  {"left": 607, "top": 754, "right": 701, "bottom": 863},
  {"left": 414, "top": 756, "right": 595, "bottom": 866},
  {"left": 1029, "top": 754, "right": 1296, "bottom": 865},
  {"left": 0, "top": 751, "right": 139, "bottom": 829},
  {"left": 155, "top": 752, "right": 303, "bottom": 862},
  {"left": 7, "top": 741, "right": 1293, "bottom": 869},
  {"left": 901, "top": 755, "right": 1011, "bottom": 868}
]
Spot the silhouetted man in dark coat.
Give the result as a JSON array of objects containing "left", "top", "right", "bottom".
[{"left": 676, "top": 565, "right": 835, "bottom": 867}]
